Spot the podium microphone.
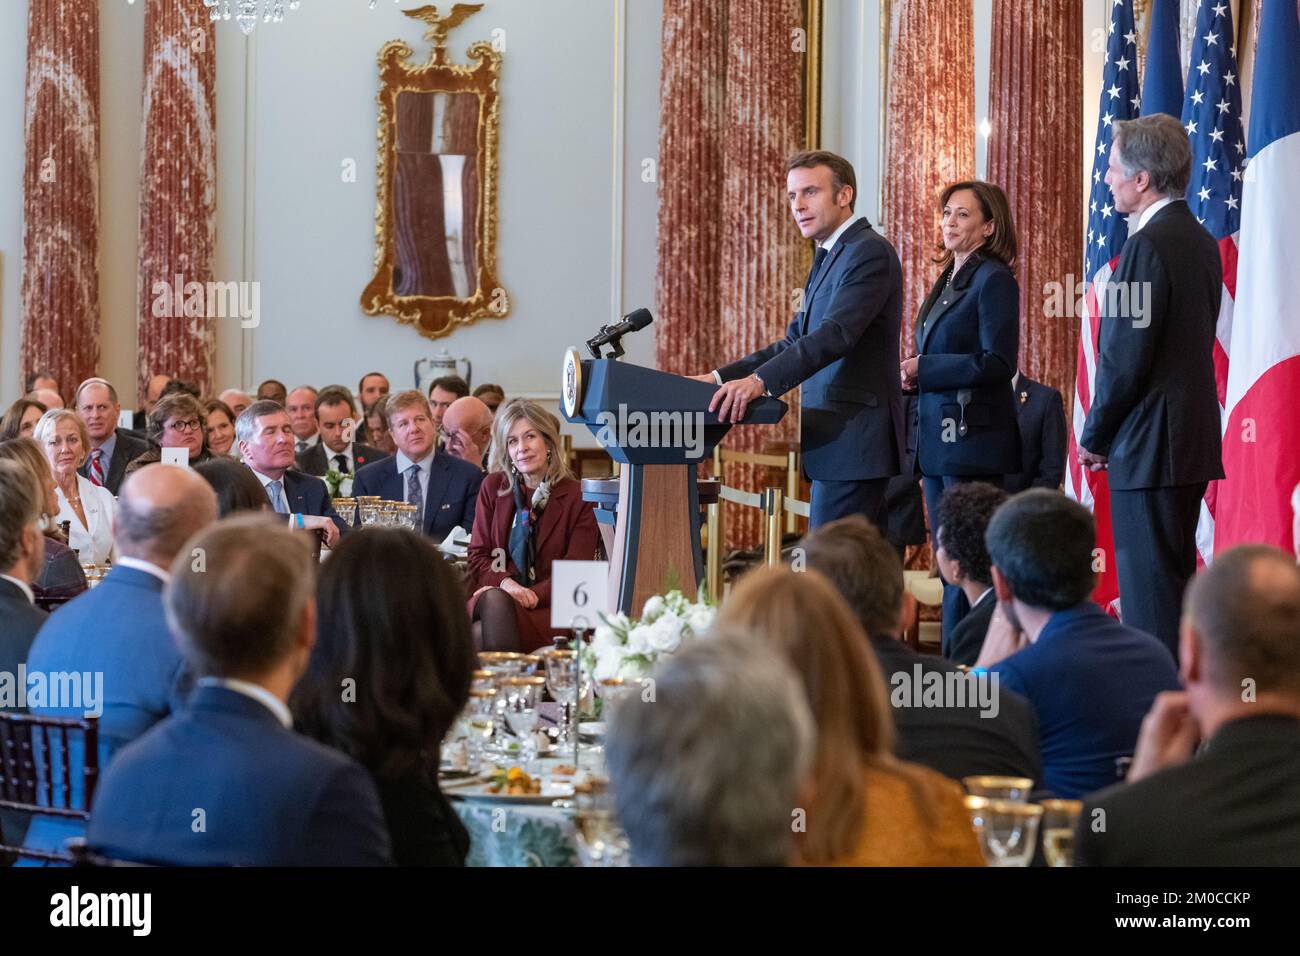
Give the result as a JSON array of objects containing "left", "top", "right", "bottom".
[{"left": 586, "top": 308, "right": 653, "bottom": 359}]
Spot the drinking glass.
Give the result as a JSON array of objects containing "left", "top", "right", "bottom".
[
  {"left": 465, "top": 688, "right": 497, "bottom": 765},
  {"left": 357, "top": 496, "right": 383, "bottom": 526},
  {"left": 1040, "top": 799, "right": 1082, "bottom": 867},
  {"left": 962, "top": 776, "right": 1035, "bottom": 803},
  {"left": 501, "top": 676, "right": 546, "bottom": 769},
  {"left": 574, "top": 775, "right": 631, "bottom": 867},
  {"left": 964, "top": 796, "right": 1043, "bottom": 867},
  {"left": 471, "top": 669, "right": 496, "bottom": 694},
  {"left": 332, "top": 498, "right": 357, "bottom": 526},
  {"left": 543, "top": 648, "right": 580, "bottom": 744}
]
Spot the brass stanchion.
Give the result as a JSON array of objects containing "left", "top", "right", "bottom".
[
  {"left": 785, "top": 449, "right": 800, "bottom": 535},
  {"left": 706, "top": 499, "right": 723, "bottom": 602},
  {"left": 763, "top": 487, "right": 785, "bottom": 567}
]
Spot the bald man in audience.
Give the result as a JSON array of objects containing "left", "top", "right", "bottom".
[
  {"left": 1078, "top": 546, "right": 1300, "bottom": 865},
  {"left": 286, "top": 386, "right": 320, "bottom": 455},
  {"left": 133, "top": 374, "right": 172, "bottom": 430},
  {"left": 22, "top": 463, "right": 218, "bottom": 857},
  {"left": 219, "top": 389, "right": 253, "bottom": 418},
  {"left": 441, "top": 396, "right": 494, "bottom": 470}
]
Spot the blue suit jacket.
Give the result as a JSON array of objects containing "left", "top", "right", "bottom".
[
  {"left": 281, "top": 468, "right": 350, "bottom": 537},
  {"left": 351, "top": 449, "right": 483, "bottom": 541},
  {"left": 87, "top": 684, "right": 391, "bottom": 865},
  {"left": 20, "top": 565, "right": 190, "bottom": 860},
  {"left": 1004, "top": 374, "right": 1068, "bottom": 493},
  {"left": 718, "top": 218, "right": 906, "bottom": 481},
  {"left": 989, "top": 602, "right": 1180, "bottom": 798},
  {"left": 911, "top": 252, "right": 1021, "bottom": 477}
]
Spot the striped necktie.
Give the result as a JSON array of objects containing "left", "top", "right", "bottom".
[{"left": 88, "top": 449, "right": 105, "bottom": 487}]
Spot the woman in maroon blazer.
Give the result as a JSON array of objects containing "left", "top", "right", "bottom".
[{"left": 467, "top": 400, "right": 601, "bottom": 651}]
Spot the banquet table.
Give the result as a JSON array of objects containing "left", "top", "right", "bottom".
[{"left": 452, "top": 799, "right": 581, "bottom": 868}]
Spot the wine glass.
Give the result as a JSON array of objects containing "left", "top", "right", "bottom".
[
  {"left": 357, "top": 496, "right": 382, "bottom": 526},
  {"left": 962, "top": 776, "right": 1035, "bottom": 803},
  {"left": 1040, "top": 799, "right": 1082, "bottom": 867},
  {"left": 332, "top": 497, "right": 357, "bottom": 526},
  {"left": 543, "top": 648, "right": 580, "bottom": 744},
  {"left": 465, "top": 688, "right": 497, "bottom": 766},
  {"left": 574, "top": 775, "right": 631, "bottom": 867},
  {"left": 964, "top": 796, "right": 1043, "bottom": 867},
  {"left": 501, "top": 676, "right": 545, "bottom": 769}
]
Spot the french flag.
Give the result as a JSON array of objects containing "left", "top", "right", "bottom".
[{"left": 1215, "top": 0, "right": 1300, "bottom": 555}]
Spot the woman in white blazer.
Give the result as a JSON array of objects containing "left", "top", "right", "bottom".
[{"left": 34, "top": 408, "right": 117, "bottom": 566}]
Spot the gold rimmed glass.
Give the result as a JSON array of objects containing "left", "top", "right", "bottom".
[
  {"left": 1040, "top": 799, "right": 1083, "bottom": 867},
  {"left": 357, "top": 496, "right": 383, "bottom": 526},
  {"left": 500, "top": 675, "right": 546, "bottom": 769},
  {"left": 962, "top": 776, "right": 1035, "bottom": 803},
  {"left": 965, "top": 796, "right": 1043, "bottom": 867},
  {"left": 332, "top": 497, "right": 357, "bottom": 525}
]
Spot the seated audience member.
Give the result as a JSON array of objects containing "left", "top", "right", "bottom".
[
  {"left": 124, "top": 392, "right": 214, "bottom": 477},
  {"left": 718, "top": 567, "right": 985, "bottom": 866},
  {"left": 0, "top": 398, "right": 48, "bottom": 442},
  {"left": 0, "top": 458, "right": 47, "bottom": 857},
  {"left": 296, "top": 387, "right": 387, "bottom": 479},
  {"left": 472, "top": 383, "right": 505, "bottom": 415},
  {"left": 801, "top": 515, "right": 1039, "bottom": 783},
  {"left": 236, "top": 400, "right": 347, "bottom": 546},
  {"left": 353, "top": 391, "right": 481, "bottom": 542},
  {"left": 34, "top": 409, "right": 117, "bottom": 565},
  {"left": 158, "top": 378, "right": 201, "bottom": 401},
  {"left": 0, "top": 439, "right": 87, "bottom": 603},
  {"left": 355, "top": 372, "right": 390, "bottom": 445},
  {"left": 217, "top": 388, "right": 252, "bottom": 418},
  {"left": 86, "top": 517, "right": 391, "bottom": 866},
  {"left": 605, "top": 635, "right": 814, "bottom": 866},
  {"left": 1077, "top": 546, "right": 1300, "bottom": 865},
  {"left": 976, "top": 489, "right": 1180, "bottom": 798},
  {"left": 286, "top": 386, "right": 320, "bottom": 455},
  {"left": 25, "top": 369, "right": 60, "bottom": 396},
  {"left": 1003, "top": 371, "right": 1067, "bottom": 493},
  {"left": 293, "top": 528, "right": 473, "bottom": 866},
  {"left": 256, "top": 378, "right": 288, "bottom": 406},
  {"left": 427, "top": 376, "right": 469, "bottom": 438},
  {"left": 195, "top": 458, "right": 273, "bottom": 517},
  {"left": 133, "top": 373, "right": 172, "bottom": 430},
  {"left": 28, "top": 388, "right": 63, "bottom": 410},
  {"left": 75, "top": 378, "right": 149, "bottom": 495},
  {"left": 934, "top": 482, "right": 1009, "bottom": 665},
  {"left": 441, "top": 396, "right": 493, "bottom": 469},
  {"left": 203, "top": 399, "right": 238, "bottom": 458},
  {"left": 23, "top": 464, "right": 217, "bottom": 859},
  {"left": 467, "top": 400, "right": 599, "bottom": 651},
  {"left": 364, "top": 399, "right": 396, "bottom": 457}
]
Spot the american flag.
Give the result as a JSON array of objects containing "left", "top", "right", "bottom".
[
  {"left": 1065, "top": 0, "right": 1141, "bottom": 615},
  {"left": 1181, "top": 0, "right": 1245, "bottom": 566}
]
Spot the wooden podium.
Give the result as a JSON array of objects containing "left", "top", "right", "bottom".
[{"left": 561, "top": 353, "right": 786, "bottom": 615}]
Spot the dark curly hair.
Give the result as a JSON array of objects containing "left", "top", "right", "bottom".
[
  {"left": 985, "top": 489, "right": 1097, "bottom": 611},
  {"left": 290, "top": 528, "right": 474, "bottom": 780},
  {"left": 934, "top": 482, "right": 1009, "bottom": 588}
]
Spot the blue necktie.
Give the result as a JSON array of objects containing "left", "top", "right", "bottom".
[
  {"left": 406, "top": 464, "right": 423, "bottom": 529},
  {"left": 269, "top": 479, "right": 288, "bottom": 514}
]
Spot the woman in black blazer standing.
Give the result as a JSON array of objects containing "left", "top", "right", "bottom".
[{"left": 901, "top": 180, "right": 1021, "bottom": 637}]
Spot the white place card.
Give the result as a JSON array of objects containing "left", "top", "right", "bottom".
[
  {"left": 118, "top": 410, "right": 135, "bottom": 429},
  {"left": 551, "top": 560, "right": 610, "bottom": 630},
  {"left": 160, "top": 447, "right": 190, "bottom": 467}
]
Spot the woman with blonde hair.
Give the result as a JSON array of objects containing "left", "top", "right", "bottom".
[
  {"left": 717, "top": 565, "right": 984, "bottom": 866},
  {"left": 0, "top": 437, "right": 88, "bottom": 602},
  {"left": 33, "top": 409, "right": 117, "bottom": 566},
  {"left": 466, "top": 399, "right": 600, "bottom": 651}
]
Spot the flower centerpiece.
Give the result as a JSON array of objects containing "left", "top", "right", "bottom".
[
  {"left": 584, "top": 589, "right": 715, "bottom": 683},
  {"left": 324, "top": 467, "right": 353, "bottom": 498}
]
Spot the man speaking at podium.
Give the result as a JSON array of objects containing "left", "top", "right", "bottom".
[{"left": 691, "top": 150, "right": 905, "bottom": 528}]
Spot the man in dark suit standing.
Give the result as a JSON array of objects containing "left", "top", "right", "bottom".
[
  {"left": 802, "top": 515, "right": 1041, "bottom": 783},
  {"left": 1078, "top": 547, "right": 1300, "bottom": 866},
  {"left": 978, "top": 491, "right": 1180, "bottom": 799},
  {"left": 1004, "top": 371, "right": 1067, "bottom": 493},
  {"left": 692, "top": 150, "right": 904, "bottom": 528},
  {"left": 87, "top": 517, "right": 391, "bottom": 865},
  {"left": 352, "top": 391, "right": 483, "bottom": 542},
  {"left": 236, "top": 400, "right": 349, "bottom": 544},
  {"left": 1079, "top": 114, "right": 1224, "bottom": 658},
  {"left": 295, "top": 386, "right": 387, "bottom": 482},
  {"left": 75, "top": 378, "right": 149, "bottom": 496}
]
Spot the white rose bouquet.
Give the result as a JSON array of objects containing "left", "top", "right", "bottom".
[{"left": 583, "top": 589, "right": 715, "bottom": 684}]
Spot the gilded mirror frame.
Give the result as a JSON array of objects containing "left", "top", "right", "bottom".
[{"left": 361, "top": 5, "right": 508, "bottom": 340}]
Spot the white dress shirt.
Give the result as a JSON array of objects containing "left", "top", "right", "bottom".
[
  {"left": 196, "top": 677, "right": 293, "bottom": 728},
  {"left": 54, "top": 474, "right": 117, "bottom": 565},
  {"left": 249, "top": 466, "right": 291, "bottom": 512},
  {"left": 294, "top": 432, "right": 320, "bottom": 456},
  {"left": 114, "top": 555, "right": 171, "bottom": 584},
  {"left": 0, "top": 573, "right": 35, "bottom": 605},
  {"left": 324, "top": 442, "right": 356, "bottom": 475},
  {"left": 395, "top": 450, "right": 433, "bottom": 506},
  {"left": 1130, "top": 196, "right": 1179, "bottom": 235}
]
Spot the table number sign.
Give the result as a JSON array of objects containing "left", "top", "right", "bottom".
[
  {"left": 160, "top": 447, "right": 191, "bottom": 467},
  {"left": 550, "top": 560, "right": 609, "bottom": 630}
]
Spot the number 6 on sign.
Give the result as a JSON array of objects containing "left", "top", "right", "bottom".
[{"left": 550, "top": 560, "right": 610, "bottom": 630}]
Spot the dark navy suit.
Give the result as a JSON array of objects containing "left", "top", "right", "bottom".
[
  {"left": 87, "top": 684, "right": 391, "bottom": 865},
  {"left": 295, "top": 441, "right": 388, "bottom": 478},
  {"left": 77, "top": 428, "right": 149, "bottom": 496},
  {"left": 1004, "top": 374, "right": 1068, "bottom": 493},
  {"left": 280, "top": 468, "right": 351, "bottom": 538},
  {"left": 911, "top": 252, "right": 1021, "bottom": 639},
  {"left": 718, "top": 217, "right": 906, "bottom": 527},
  {"left": 351, "top": 448, "right": 482, "bottom": 541},
  {"left": 987, "top": 602, "right": 1180, "bottom": 799},
  {"left": 0, "top": 578, "right": 46, "bottom": 854},
  {"left": 20, "top": 564, "right": 191, "bottom": 860}
]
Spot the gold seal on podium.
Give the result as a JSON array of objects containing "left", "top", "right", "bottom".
[{"left": 561, "top": 347, "right": 584, "bottom": 418}]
